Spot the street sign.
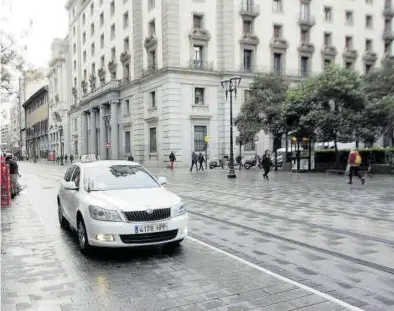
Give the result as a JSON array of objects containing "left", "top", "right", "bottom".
[
  {"left": 106, "top": 142, "right": 110, "bottom": 148},
  {"left": 204, "top": 136, "right": 210, "bottom": 142}
]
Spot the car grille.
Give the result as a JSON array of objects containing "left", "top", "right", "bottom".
[
  {"left": 120, "top": 230, "right": 178, "bottom": 244},
  {"left": 123, "top": 208, "right": 171, "bottom": 222}
]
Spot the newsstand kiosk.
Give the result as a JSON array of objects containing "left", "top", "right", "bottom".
[{"left": 1, "top": 154, "right": 11, "bottom": 206}]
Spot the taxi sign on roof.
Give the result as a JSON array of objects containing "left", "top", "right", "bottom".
[{"left": 81, "top": 154, "right": 97, "bottom": 163}]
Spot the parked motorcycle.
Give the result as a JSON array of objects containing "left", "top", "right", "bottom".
[
  {"left": 209, "top": 156, "right": 224, "bottom": 169},
  {"left": 244, "top": 155, "right": 262, "bottom": 170}
]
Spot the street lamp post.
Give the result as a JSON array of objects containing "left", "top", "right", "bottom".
[
  {"left": 221, "top": 76, "right": 241, "bottom": 179},
  {"left": 102, "top": 114, "right": 111, "bottom": 160}
]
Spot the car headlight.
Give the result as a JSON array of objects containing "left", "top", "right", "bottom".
[
  {"left": 173, "top": 203, "right": 186, "bottom": 216},
  {"left": 88, "top": 205, "right": 122, "bottom": 222}
]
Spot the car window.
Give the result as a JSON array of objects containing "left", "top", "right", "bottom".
[
  {"left": 84, "top": 165, "right": 160, "bottom": 191},
  {"left": 64, "top": 166, "right": 76, "bottom": 182},
  {"left": 71, "top": 166, "right": 81, "bottom": 188}
]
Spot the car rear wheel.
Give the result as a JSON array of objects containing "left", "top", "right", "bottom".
[
  {"left": 77, "top": 218, "right": 91, "bottom": 255},
  {"left": 58, "top": 200, "right": 68, "bottom": 229}
]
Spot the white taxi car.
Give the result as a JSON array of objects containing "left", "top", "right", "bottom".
[{"left": 57, "top": 155, "right": 188, "bottom": 254}]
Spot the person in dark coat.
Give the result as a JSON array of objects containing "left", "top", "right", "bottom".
[
  {"left": 169, "top": 151, "right": 176, "bottom": 170},
  {"left": 127, "top": 154, "right": 134, "bottom": 161},
  {"left": 190, "top": 152, "right": 198, "bottom": 172},
  {"left": 70, "top": 154, "right": 74, "bottom": 164},
  {"left": 198, "top": 152, "right": 205, "bottom": 171},
  {"left": 262, "top": 150, "right": 273, "bottom": 181},
  {"left": 64, "top": 154, "right": 68, "bottom": 163}
]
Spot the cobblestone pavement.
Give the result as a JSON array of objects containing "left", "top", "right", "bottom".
[{"left": 2, "top": 161, "right": 393, "bottom": 310}]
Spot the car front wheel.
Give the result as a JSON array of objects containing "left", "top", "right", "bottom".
[
  {"left": 77, "top": 218, "right": 91, "bottom": 255},
  {"left": 58, "top": 200, "right": 68, "bottom": 229}
]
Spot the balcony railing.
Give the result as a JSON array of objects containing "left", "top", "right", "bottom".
[
  {"left": 239, "top": 1, "right": 260, "bottom": 18},
  {"left": 81, "top": 79, "right": 120, "bottom": 102},
  {"left": 383, "top": 5, "right": 394, "bottom": 17},
  {"left": 383, "top": 29, "right": 394, "bottom": 41},
  {"left": 237, "top": 65, "right": 317, "bottom": 79},
  {"left": 298, "top": 14, "right": 316, "bottom": 29},
  {"left": 188, "top": 60, "right": 214, "bottom": 71}
]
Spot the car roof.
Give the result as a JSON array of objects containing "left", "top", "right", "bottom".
[{"left": 77, "top": 160, "right": 140, "bottom": 168}]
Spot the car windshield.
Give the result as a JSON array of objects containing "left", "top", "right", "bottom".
[{"left": 84, "top": 165, "right": 160, "bottom": 191}]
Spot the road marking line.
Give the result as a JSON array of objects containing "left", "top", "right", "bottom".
[{"left": 187, "top": 236, "right": 364, "bottom": 311}]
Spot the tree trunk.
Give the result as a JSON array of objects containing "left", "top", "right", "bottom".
[{"left": 333, "top": 133, "right": 340, "bottom": 168}]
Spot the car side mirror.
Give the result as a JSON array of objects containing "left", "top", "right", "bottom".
[
  {"left": 157, "top": 176, "right": 167, "bottom": 185},
  {"left": 63, "top": 181, "right": 78, "bottom": 190}
]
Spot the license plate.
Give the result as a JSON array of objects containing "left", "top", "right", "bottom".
[{"left": 134, "top": 223, "right": 168, "bottom": 234}]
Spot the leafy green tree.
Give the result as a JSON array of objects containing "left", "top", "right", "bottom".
[
  {"left": 364, "top": 59, "right": 394, "bottom": 100},
  {"left": 235, "top": 72, "right": 288, "bottom": 149},
  {"left": 302, "top": 66, "right": 365, "bottom": 151}
]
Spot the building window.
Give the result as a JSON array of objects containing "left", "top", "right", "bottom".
[
  {"left": 366, "top": 15, "right": 373, "bottom": 28},
  {"left": 244, "top": 140, "right": 255, "bottom": 151},
  {"left": 100, "top": 12, "right": 104, "bottom": 26},
  {"left": 73, "top": 26, "right": 76, "bottom": 37},
  {"left": 194, "top": 126, "right": 207, "bottom": 152},
  {"left": 324, "top": 32, "right": 332, "bottom": 45},
  {"left": 149, "top": 50, "right": 156, "bottom": 69},
  {"left": 194, "top": 88, "right": 205, "bottom": 105},
  {"left": 149, "top": 127, "right": 157, "bottom": 153},
  {"left": 74, "top": 77, "right": 77, "bottom": 87},
  {"left": 345, "top": 36, "right": 353, "bottom": 48},
  {"left": 301, "top": 56, "right": 309, "bottom": 77},
  {"left": 83, "top": 32, "right": 86, "bottom": 44},
  {"left": 300, "top": 3, "right": 310, "bottom": 20},
  {"left": 193, "top": 45, "right": 203, "bottom": 67},
  {"left": 90, "top": 2, "right": 94, "bottom": 15},
  {"left": 365, "top": 64, "right": 372, "bottom": 74},
  {"left": 366, "top": 0, "right": 372, "bottom": 4},
  {"left": 273, "top": 0, "right": 282, "bottom": 12},
  {"left": 73, "top": 60, "right": 76, "bottom": 70},
  {"left": 125, "top": 131, "right": 131, "bottom": 154},
  {"left": 74, "top": 141, "right": 78, "bottom": 155},
  {"left": 273, "top": 25, "right": 282, "bottom": 38},
  {"left": 111, "top": 24, "right": 115, "bottom": 39},
  {"left": 83, "top": 51, "right": 87, "bottom": 62},
  {"left": 124, "top": 99, "right": 130, "bottom": 115},
  {"left": 100, "top": 34, "right": 104, "bottom": 48},
  {"left": 243, "top": 49, "right": 253, "bottom": 72},
  {"left": 110, "top": 1, "right": 115, "bottom": 16},
  {"left": 274, "top": 53, "right": 281, "bottom": 72},
  {"left": 100, "top": 55, "right": 105, "bottom": 67},
  {"left": 149, "top": 20, "right": 156, "bottom": 36},
  {"left": 124, "top": 37, "right": 129, "bottom": 51},
  {"left": 82, "top": 13, "right": 86, "bottom": 25},
  {"left": 111, "top": 47, "right": 116, "bottom": 61},
  {"left": 324, "top": 59, "right": 331, "bottom": 70},
  {"left": 83, "top": 69, "right": 87, "bottom": 80},
  {"left": 243, "top": 19, "right": 252, "bottom": 34},
  {"left": 150, "top": 91, "right": 156, "bottom": 108},
  {"left": 301, "top": 30, "right": 309, "bottom": 43},
  {"left": 366, "top": 39, "right": 372, "bottom": 51},
  {"left": 91, "top": 43, "right": 95, "bottom": 56},
  {"left": 123, "top": 11, "right": 129, "bottom": 28},
  {"left": 73, "top": 43, "right": 76, "bottom": 54},
  {"left": 345, "top": 62, "right": 353, "bottom": 69},
  {"left": 345, "top": 11, "right": 353, "bottom": 26},
  {"left": 91, "top": 62, "right": 96, "bottom": 75},
  {"left": 148, "top": 0, "right": 155, "bottom": 10},
  {"left": 91, "top": 23, "right": 95, "bottom": 36},
  {"left": 324, "top": 7, "right": 332, "bottom": 22},
  {"left": 384, "top": 42, "right": 392, "bottom": 54},
  {"left": 193, "top": 14, "right": 202, "bottom": 28}
]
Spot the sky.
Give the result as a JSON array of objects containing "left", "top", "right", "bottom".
[
  {"left": 1, "top": 0, "right": 68, "bottom": 124},
  {"left": 3, "top": 0, "right": 68, "bottom": 67}
]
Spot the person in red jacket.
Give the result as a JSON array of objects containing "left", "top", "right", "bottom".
[{"left": 348, "top": 148, "right": 365, "bottom": 185}]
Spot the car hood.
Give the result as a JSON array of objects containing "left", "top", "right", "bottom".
[{"left": 89, "top": 187, "right": 181, "bottom": 211}]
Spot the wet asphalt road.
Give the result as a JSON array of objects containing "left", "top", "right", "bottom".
[{"left": 1, "top": 161, "right": 394, "bottom": 311}]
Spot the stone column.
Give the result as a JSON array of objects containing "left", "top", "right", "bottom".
[
  {"left": 81, "top": 112, "right": 88, "bottom": 155},
  {"left": 99, "top": 105, "right": 106, "bottom": 159},
  {"left": 90, "top": 109, "right": 97, "bottom": 156},
  {"left": 110, "top": 101, "right": 119, "bottom": 160}
]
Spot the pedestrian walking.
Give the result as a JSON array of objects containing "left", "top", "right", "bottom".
[
  {"left": 190, "top": 152, "right": 198, "bottom": 172},
  {"left": 169, "top": 151, "right": 176, "bottom": 170},
  {"left": 198, "top": 152, "right": 205, "bottom": 171},
  {"left": 262, "top": 150, "right": 273, "bottom": 180},
  {"left": 347, "top": 148, "right": 365, "bottom": 185},
  {"left": 6, "top": 155, "right": 21, "bottom": 198},
  {"left": 70, "top": 154, "right": 74, "bottom": 164},
  {"left": 64, "top": 154, "right": 68, "bottom": 163}
]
